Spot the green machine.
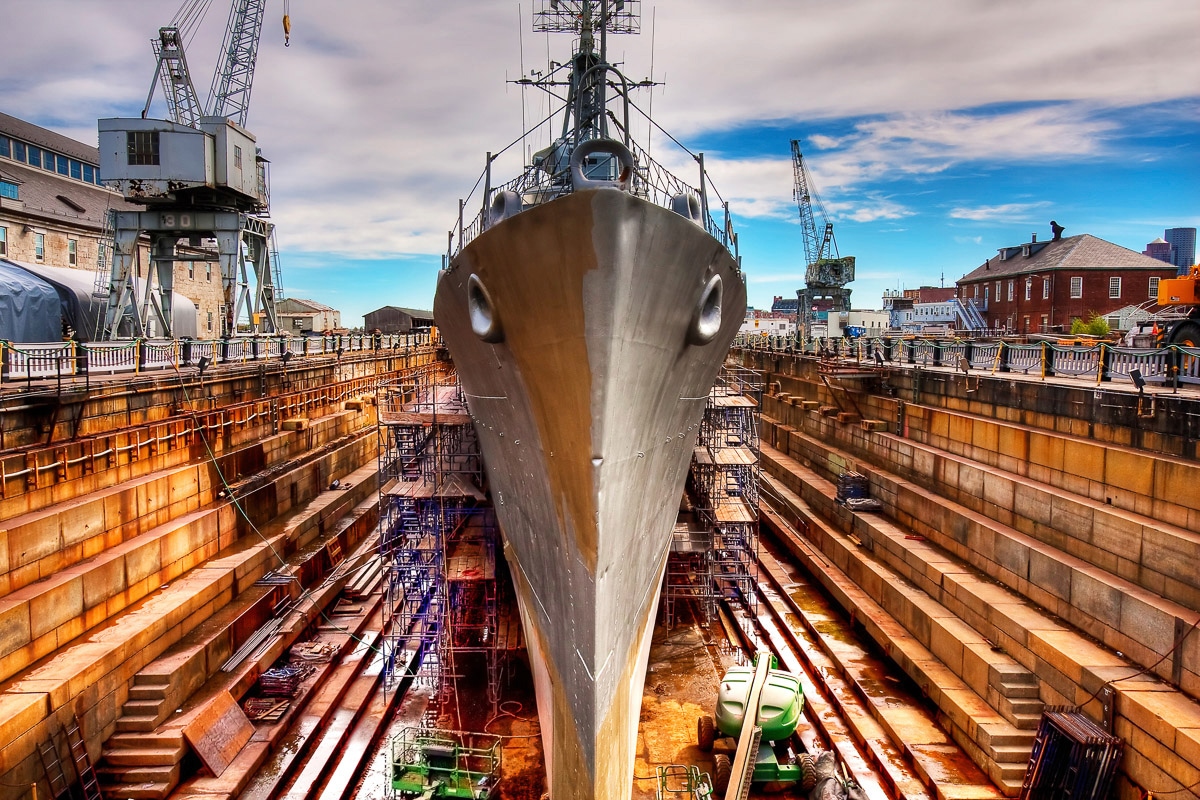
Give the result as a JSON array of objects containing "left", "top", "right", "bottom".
[
  {"left": 390, "top": 728, "right": 500, "bottom": 799},
  {"left": 655, "top": 764, "right": 715, "bottom": 800},
  {"left": 697, "top": 652, "right": 810, "bottom": 796}
]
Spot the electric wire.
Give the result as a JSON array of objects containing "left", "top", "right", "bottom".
[{"left": 169, "top": 357, "right": 394, "bottom": 661}]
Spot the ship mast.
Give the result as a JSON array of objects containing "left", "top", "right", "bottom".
[{"left": 532, "top": 0, "right": 640, "bottom": 144}]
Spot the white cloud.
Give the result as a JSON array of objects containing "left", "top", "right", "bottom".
[
  {"left": 949, "top": 202, "right": 1052, "bottom": 222},
  {"left": 1, "top": 0, "right": 1194, "bottom": 317}
]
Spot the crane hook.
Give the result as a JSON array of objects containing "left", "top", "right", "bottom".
[{"left": 283, "top": 13, "right": 291, "bottom": 46}]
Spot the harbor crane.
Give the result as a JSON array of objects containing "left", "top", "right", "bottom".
[
  {"left": 96, "top": 0, "right": 286, "bottom": 339},
  {"left": 791, "top": 140, "right": 855, "bottom": 338}
]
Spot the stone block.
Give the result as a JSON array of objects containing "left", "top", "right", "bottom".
[
  {"left": 61, "top": 502, "right": 105, "bottom": 549},
  {"left": 125, "top": 540, "right": 163, "bottom": 586},
  {"left": 1028, "top": 433, "right": 1063, "bottom": 472},
  {"left": 996, "top": 426, "right": 1028, "bottom": 461},
  {"left": 1061, "top": 438, "right": 1104, "bottom": 481},
  {"left": 7, "top": 516, "right": 61, "bottom": 571},
  {"left": 1027, "top": 549, "right": 1072, "bottom": 601},
  {"left": 82, "top": 557, "right": 128, "bottom": 612},
  {"left": 1088, "top": 511, "right": 1143, "bottom": 564},
  {"left": 981, "top": 471, "right": 1014, "bottom": 511},
  {"left": 1142, "top": 526, "right": 1200, "bottom": 589},
  {"left": 0, "top": 692, "right": 49, "bottom": 752},
  {"left": 29, "top": 577, "right": 83, "bottom": 641},
  {"left": 971, "top": 421, "right": 999, "bottom": 453},
  {"left": 1155, "top": 460, "right": 1200, "bottom": 513},
  {"left": 1102, "top": 448, "right": 1153, "bottom": 497},
  {"left": 1068, "top": 571, "right": 1122, "bottom": 629},
  {"left": 0, "top": 602, "right": 31, "bottom": 658}
]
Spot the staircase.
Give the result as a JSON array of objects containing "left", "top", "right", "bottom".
[{"left": 953, "top": 297, "right": 988, "bottom": 331}]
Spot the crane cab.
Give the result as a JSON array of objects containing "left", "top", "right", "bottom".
[{"left": 98, "top": 116, "right": 268, "bottom": 211}]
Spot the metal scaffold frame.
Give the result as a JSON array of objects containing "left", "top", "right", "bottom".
[
  {"left": 376, "top": 368, "right": 508, "bottom": 723},
  {"left": 663, "top": 366, "right": 764, "bottom": 628}
]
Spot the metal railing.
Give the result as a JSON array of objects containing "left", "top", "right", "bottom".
[
  {"left": 0, "top": 331, "right": 436, "bottom": 384},
  {"left": 733, "top": 332, "right": 1200, "bottom": 387}
]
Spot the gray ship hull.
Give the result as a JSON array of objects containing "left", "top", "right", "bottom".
[{"left": 434, "top": 187, "right": 744, "bottom": 798}]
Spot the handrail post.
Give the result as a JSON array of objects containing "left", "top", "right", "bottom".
[
  {"left": 483, "top": 152, "right": 493, "bottom": 224},
  {"left": 697, "top": 153, "right": 709, "bottom": 228}
]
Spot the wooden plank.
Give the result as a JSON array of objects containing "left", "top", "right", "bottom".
[{"left": 182, "top": 691, "right": 254, "bottom": 778}]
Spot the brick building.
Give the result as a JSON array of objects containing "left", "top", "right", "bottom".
[
  {"left": 0, "top": 112, "right": 224, "bottom": 338},
  {"left": 956, "top": 233, "right": 1178, "bottom": 334}
]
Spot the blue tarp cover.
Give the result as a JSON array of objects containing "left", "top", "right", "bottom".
[{"left": 0, "top": 259, "right": 63, "bottom": 343}]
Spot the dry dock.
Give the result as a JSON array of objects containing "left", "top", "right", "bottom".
[{"left": 0, "top": 336, "right": 1196, "bottom": 800}]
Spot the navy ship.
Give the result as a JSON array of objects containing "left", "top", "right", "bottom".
[{"left": 433, "top": 3, "right": 745, "bottom": 796}]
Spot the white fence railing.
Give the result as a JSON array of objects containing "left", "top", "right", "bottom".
[
  {"left": 1, "top": 331, "right": 435, "bottom": 383},
  {"left": 733, "top": 333, "right": 1200, "bottom": 387}
]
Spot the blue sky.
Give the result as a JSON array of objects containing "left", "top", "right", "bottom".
[{"left": 3, "top": 1, "right": 1197, "bottom": 324}]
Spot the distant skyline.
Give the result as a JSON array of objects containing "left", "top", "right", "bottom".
[{"left": 2, "top": 1, "right": 1196, "bottom": 324}]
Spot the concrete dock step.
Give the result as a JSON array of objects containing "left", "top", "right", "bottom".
[
  {"left": 759, "top": 429, "right": 1200, "bottom": 799},
  {"left": 762, "top": 412, "right": 1200, "bottom": 699}
]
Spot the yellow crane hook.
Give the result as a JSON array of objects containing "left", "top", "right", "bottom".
[{"left": 283, "top": 0, "right": 291, "bottom": 46}]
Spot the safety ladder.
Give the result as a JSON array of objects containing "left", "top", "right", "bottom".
[
  {"left": 36, "top": 733, "right": 71, "bottom": 800},
  {"left": 66, "top": 720, "right": 102, "bottom": 800}
]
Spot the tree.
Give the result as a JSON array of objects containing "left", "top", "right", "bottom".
[{"left": 1070, "top": 312, "right": 1110, "bottom": 337}]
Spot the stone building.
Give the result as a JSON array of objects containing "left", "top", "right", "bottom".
[
  {"left": 0, "top": 112, "right": 224, "bottom": 338},
  {"left": 277, "top": 297, "right": 341, "bottom": 333},
  {"left": 956, "top": 232, "right": 1177, "bottom": 334}
]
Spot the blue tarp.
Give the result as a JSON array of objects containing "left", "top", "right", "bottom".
[
  {"left": 6, "top": 261, "right": 198, "bottom": 341},
  {"left": 0, "top": 259, "right": 63, "bottom": 342}
]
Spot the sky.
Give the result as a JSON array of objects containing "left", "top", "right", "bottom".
[{"left": 2, "top": 0, "right": 1197, "bottom": 325}]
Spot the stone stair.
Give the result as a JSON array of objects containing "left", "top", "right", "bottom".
[{"left": 759, "top": 404, "right": 1200, "bottom": 798}]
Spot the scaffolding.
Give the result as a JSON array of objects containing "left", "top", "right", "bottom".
[
  {"left": 663, "top": 366, "right": 764, "bottom": 628},
  {"left": 378, "top": 369, "right": 502, "bottom": 721}
]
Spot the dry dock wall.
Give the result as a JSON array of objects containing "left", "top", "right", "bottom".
[
  {"left": 0, "top": 351, "right": 438, "bottom": 800},
  {"left": 744, "top": 349, "right": 1200, "bottom": 800}
]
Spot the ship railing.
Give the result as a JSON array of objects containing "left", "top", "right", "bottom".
[{"left": 446, "top": 75, "right": 738, "bottom": 265}]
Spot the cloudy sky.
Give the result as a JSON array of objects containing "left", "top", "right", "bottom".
[{"left": 3, "top": 0, "right": 1197, "bottom": 324}]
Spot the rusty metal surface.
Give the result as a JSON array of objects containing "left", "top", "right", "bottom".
[
  {"left": 434, "top": 187, "right": 744, "bottom": 799},
  {"left": 182, "top": 690, "right": 254, "bottom": 778}
]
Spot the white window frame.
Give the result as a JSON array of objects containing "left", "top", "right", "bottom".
[
  {"left": 68, "top": 238, "right": 77, "bottom": 266},
  {"left": 1149, "top": 276, "right": 1160, "bottom": 299},
  {"left": 1007, "top": 280, "right": 1014, "bottom": 302},
  {"left": 1024, "top": 279, "right": 1032, "bottom": 301},
  {"left": 0, "top": 226, "right": 6, "bottom": 256},
  {"left": 1109, "top": 276, "right": 1121, "bottom": 299},
  {"left": 1042, "top": 278, "right": 1050, "bottom": 299},
  {"left": 1070, "top": 276, "right": 1083, "bottom": 298},
  {"left": 34, "top": 232, "right": 45, "bottom": 261}
]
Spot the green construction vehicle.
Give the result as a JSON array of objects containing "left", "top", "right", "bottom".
[
  {"left": 390, "top": 728, "right": 501, "bottom": 799},
  {"left": 697, "top": 651, "right": 812, "bottom": 797}
]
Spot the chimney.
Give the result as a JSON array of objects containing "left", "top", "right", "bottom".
[{"left": 1031, "top": 233, "right": 1037, "bottom": 243}]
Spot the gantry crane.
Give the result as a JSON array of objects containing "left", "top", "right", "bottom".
[
  {"left": 96, "top": 0, "right": 284, "bottom": 340},
  {"left": 791, "top": 140, "right": 855, "bottom": 338}
]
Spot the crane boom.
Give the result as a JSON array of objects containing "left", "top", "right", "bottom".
[
  {"left": 144, "top": 27, "right": 204, "bottom": 127},
  {"left": 208, "top": 0, "right": 268, "bottom": 127},
  {"left": 790, "top": 139, "right": 838, "bottom": 267}
]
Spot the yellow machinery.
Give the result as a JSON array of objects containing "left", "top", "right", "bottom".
[{"left": 1157, "top": 265, "right": 1200, "bottom": 347}]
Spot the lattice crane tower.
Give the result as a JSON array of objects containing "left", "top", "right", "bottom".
[{"left": 96, "top": 0, "right": 280, "bottom": 340}]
